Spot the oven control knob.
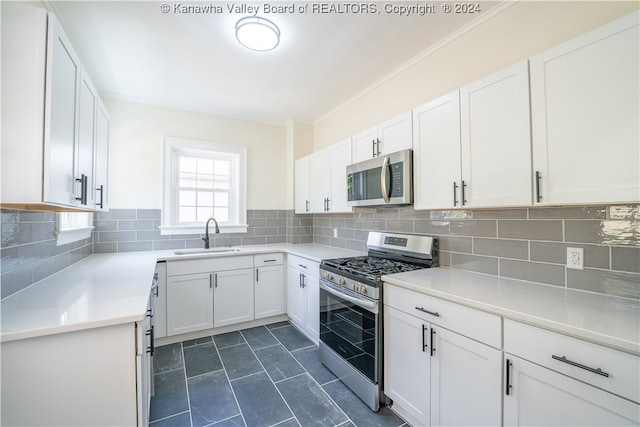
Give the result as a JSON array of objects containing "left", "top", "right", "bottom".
[
  {"left": 327, "top": 273, "right": 334, "bottom": 281},
  {"left": 339, "top": 278, "right": 346, "bottom": 286}
]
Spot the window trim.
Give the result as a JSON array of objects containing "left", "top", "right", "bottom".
[
  {"left": 160, "top": 137, "right": 248, "bottom": 235},
  {"left": 55, "top": 212, "right": 94, "bottom": 246}
]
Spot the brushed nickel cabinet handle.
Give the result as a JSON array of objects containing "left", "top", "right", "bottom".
[{"left": 552, "top": 355, "right": 609, "bottom": 377}]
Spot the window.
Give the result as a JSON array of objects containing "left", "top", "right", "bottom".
[
  {"left": 161, "top": 137, "right": 247, "bottom": 235},
  {"left": 55, "top": 212, "right": 94, "bottom": 245}
]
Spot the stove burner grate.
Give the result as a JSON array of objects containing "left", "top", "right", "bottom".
[{"left": 322, "top": 256, "right": 426, "bottom": 282}]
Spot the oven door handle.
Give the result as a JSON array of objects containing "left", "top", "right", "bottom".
[{"left": 320, "top": 281, "right": 377, "bottom": 312}]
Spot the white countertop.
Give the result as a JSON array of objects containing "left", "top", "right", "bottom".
[
  {"left": 0, "top": 244, "right": 363, "bottom": 343},
  {"left": 382, "top": 268, "right": 640, "bottom": 355},
  {"left": 4, "top": 244, "right": 638, "bottom": 356}
]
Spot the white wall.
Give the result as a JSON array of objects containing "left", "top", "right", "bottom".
[
  {"left": 104, "top": 98, "right": 287, "bottom": 209},
  {"left": 313, "top": 1, "right": 640, "bottom": 149}
]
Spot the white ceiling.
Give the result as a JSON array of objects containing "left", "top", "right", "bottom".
[{"left": 51, "top": 1, "right": 502, "bottom": 125}]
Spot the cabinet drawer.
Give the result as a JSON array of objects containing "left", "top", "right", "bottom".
[
  {"left": 167, "top": 256, "right": 253, "bottom": 276},
  {"left": 504, "top": 319, "right": 639, "bottom": 403},
  {"left": 287, "top": 254, "right": 319, "bottom": 277},
  {"left": 254, "top": 253, "right": 284, "bottom": 266},
  {"left": 384, "top": 285, "right": 501, "bottom": 349}
]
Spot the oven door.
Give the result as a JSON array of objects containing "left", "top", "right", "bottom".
[{"left": 319, "top": 280, "right": 379, "bottom": 384}]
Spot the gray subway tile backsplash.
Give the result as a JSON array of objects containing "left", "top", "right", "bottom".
[
  {"left": 1, "top": 209, "right": 92, "bottom": 299},
  {"left": 498, "top": 219, "right": 564, "bottom": 241},
  {"left": 500, "top": 259, "right": 566, "bottom": 287},
  {"left": 2, "top": 205, "right": 638, "bottom": 301},
  {"left": 473, "top": 238, "right": 529, "bottom": 260},
  {"left": 312, "top": 204, "right": 639, "bottom": 300}
]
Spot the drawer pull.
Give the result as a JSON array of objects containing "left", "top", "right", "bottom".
[
  {"left": 552, "top": 355, "right": 610, "bottom": 378},
  {"left": 263, "top": 259, "right": 277, "bottom": 263},
  {"left": 415, "top": 306, "right": 440, "bottom": 317}
]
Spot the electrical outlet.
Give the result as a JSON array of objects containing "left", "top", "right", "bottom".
[
  {"left": 333, "top": 228, "right": 338, "bottom": 238},
  {"left": 567, "top": 247, "right": 584, "bottom": 270}
]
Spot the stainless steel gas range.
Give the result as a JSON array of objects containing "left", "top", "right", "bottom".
[{"left": 318, "top": 231, "right": 438, "bottom": 411}]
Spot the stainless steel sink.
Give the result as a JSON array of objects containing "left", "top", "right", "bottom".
[{"left": 174, "top": 247, "right": 241, "bottom": 255}]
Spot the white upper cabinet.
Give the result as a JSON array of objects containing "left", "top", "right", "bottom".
[
  {"left": 294, "top": 156, "right": 310, "bottom": 214},
  {"left": 309, "top": 148, "right": 331, "bottom": 213},
  {"left": 352, "top": 112, "right": 412, "bottom": 163},
  {"left": 460, "top": 60, "right": 533, "bottom": 208},
  {"left": 77, "top": 70, "right": 98, "bottom": 208},
  {"left": 308, "top": 138, "right": 353, "bottom": 214},
  {"left": 413, "top": 91, "right": 462, "bottom": 210},
  {"left": 43, "top": 13, "right": 82, "bottom": 207},
  {"left": 530, "top": 12, "right": 640, "bottom": 205},
  {"left": 94, "top": 99, "right": 110, "bottom": 211},
  {"left": 328, "top": 138, "right": 352, "bottom": 212},
  {"left": 1, "top": 3, "right": 109, "bottom": 211},
  {"left": 414, "top": 62, "right": 532, "bottom": 210}
]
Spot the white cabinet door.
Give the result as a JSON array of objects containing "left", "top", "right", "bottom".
[
  {"left": 383, "top": 306, "right": 430, "bottom": 427},
  {"left": 352, "top": 112, "right": 413, "bottom": 163},
  {"left": 530, "top": 13, "right": 640, "bottom": 205},
  {"left": 430, "top": 326, "right": 502, "bottom": 427},
  {"left": 286, "top": 266, "right": 306, "bottom": 327},
  {"left": 94, "top": 99, "right": 110, "bottom": 211},
  {"left": 413, "top": 91, "right": 462, "bottom": 210},
  {"left": 309, "top": 148, "right": 331, "bottom": 213},
  {"left": 294, "top": 156, "right": 310, "bottom": 214},
  {"left": 213, "top": 268, "right": 254, "bottom": 328},
  {"left": 137, "top": 297, "right": 153, "bottom": 427},
  {"left": 352, "top": 126, "right": 378, "bottom": 163},
  {"left": 504, "top": 355, "right": 639, "bottom": 426},
  {"left": 460, "top": 60, "right": 532, "bottom": 207},
  {"left": 153, "top": 262, "right": 167, "bottom": 339},
  {"left": 255, "top": 265, "right": 284, "bottom": 319},
  {"left": 303, "top": 271, "right": 320, "bottom": 342},
  {"left": 328, "top": 138, "right": 352, "bottom": 213},
  {"left": 167, "top": 273, "right": 213, "bottom": 336},
  {"left": 43, "top": 14, "right": 81, "bottom": 207},
  {"left": 1, "top": 323, "right": 139, "bottom": 426},
  {"left": 77, "top": 70, "right": 97, "bottom": 209},
  {"left": 377, "top": 111, "right": 413, "bottom": 156}
]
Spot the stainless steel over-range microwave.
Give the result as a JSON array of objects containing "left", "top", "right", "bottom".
[{"left": 346, "top": 149, "right": 413, "bottom": 207}]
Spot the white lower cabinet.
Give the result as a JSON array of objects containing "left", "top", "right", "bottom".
[
  {"left": 214, "top": 268, "right": 254, "bottom": 328},
  {"left": 153, "top": 261, "right": 167, "bottom": 339},
  {"left": 504, "top": 318, "right": 640, "bottom": 426},
  {"left": 255, "top": 254, "right": 285, "bottom": 319},
  {"left": 383, "top": 305, "right": 502, "bottom": 427},
  {"left": 286, "top": 254, "right": 320, "bottom": 343},
  {"left": 167, "top": 272, "right": 213, "bottom": 336},
  {"left": 1, "top": 321, "right": 150, "bottom": 426},
  {"left": 504, "top": 355, "right": 639, "bottom": 426},
  {"left": 430, "top": 326, "right": 502, "bottom": 426},
  {"left": 164, "top": 254, "right": 286, "bottom": 338},
  {"left": 384, "top": 305, "right": 431, "bottom": 426}
]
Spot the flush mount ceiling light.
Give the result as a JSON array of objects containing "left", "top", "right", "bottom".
[{"left": 235, "top": 16, "right": 280, "bottom": 51}]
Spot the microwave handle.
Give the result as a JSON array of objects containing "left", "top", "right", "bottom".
[{"left": 381, "top": 156, "right": 391, "bottom": 203}]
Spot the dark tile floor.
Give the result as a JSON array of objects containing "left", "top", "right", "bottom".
[{"left": 150, "top": 321, "right": 407, "bottom": 427}]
